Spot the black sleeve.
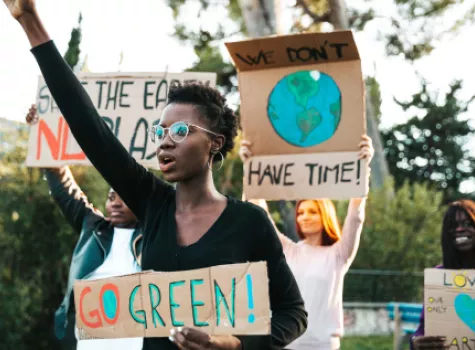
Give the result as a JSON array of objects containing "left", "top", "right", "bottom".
[
  {"left": 44, "top": 167, "right": 99, "bottom": 233},
  {"left": 239, "top": 208, "right": 308, "bottom": 349},
  {"left": 31, "top": 41, "right": 172, "bottom": 222}
]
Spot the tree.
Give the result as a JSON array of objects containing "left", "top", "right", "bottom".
[
  {"left": 64, "top": 13, "right": 83, "bottom": 70},
  {"left": 0, "top": 15, "right": 108, "bottom": 350},
  {"left": 382, "top": 80, "right": 475, "bottom": 202},
  {"left": 164, "top": 0, "right": 475, "bottom": 240},
  {"left": 337, "top": 179, "right": 446, "bottom": 302}
]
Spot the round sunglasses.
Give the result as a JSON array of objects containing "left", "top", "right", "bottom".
[{"left": 147, "top": 121, "right": 223, "bottom": 144}]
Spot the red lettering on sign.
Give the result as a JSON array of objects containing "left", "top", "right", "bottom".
[
  {"left": 79, "top": 286, "right": 103, "bottom": 329},
  {"left": 60, "top": 119, "right": 86, "bottom": 160},
  {"left": 36, "top": 118, "right": 63, "bottom": 160},
  {"left": 36, "top": 117, "right": 86, "bottom": 161}
]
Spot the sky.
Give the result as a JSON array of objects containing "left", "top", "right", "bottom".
[
  {"left": 1, "top": 1, "right": 475, "bottom": 135},
  {"left": 2, "top": 0, "right": 475, "bottom": 192},
  {"left": 1, "top": 0, "right": 475, "bottom": 129}
]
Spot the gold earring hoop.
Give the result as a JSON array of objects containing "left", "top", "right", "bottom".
[{"left": 208, "top": 151, "right": 224, "bottom": 171}]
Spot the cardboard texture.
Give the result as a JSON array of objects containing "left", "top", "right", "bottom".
[
  {"left": 73, "top": 262, "right": 270, "bottom": 339},
  {"left": 424, "top": 268, "right": 475, "bottom": 347},
  {"left": 225, "top": 31, "right": 366, "bottom": 200},
  {"left": 26, "top": 72, "right": 216, "bottom": 168},
  {"left": 243, "top": 151, "right": 367, "bottom": 200}
]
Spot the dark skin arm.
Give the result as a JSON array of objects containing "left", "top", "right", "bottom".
[
  {"left": 170, "top": 327, "right": 242, "bottom": 350},
  {"left": 412, "top": 336, "right": 447, "bottom": 350}
]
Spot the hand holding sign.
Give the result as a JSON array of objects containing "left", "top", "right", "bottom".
[
  {"left": 412, "top": 336, "right": 447, "bottom": 350},
  {"left": 239, "top": 135, "right": 373, "bottom": 200},
  {"left": 170, "top": 327, "right": 242, "bottom": 350},
  {"left": 26, "top": 104, "right": 39, "bottom": 125},
  {"left": 240, "top": 135, "right": 374, "bottom": 164}
]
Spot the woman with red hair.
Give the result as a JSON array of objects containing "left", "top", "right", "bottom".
[{"left": 240, "top": 135, "right": 373, "bottom": 350}]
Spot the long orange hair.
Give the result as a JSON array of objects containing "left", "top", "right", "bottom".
[{"left": 295, "top": 199, "right": 342, "bottom": 246}]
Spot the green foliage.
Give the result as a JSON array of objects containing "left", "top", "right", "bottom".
[
  {"left": 0, "top": 132, "right": 71, "bottom": 349},
  {"left": 339, "top": 179, "right": 445, "bottom": 302},
  {"left": 166, "top": 0, "right": 242, "bottom": 94},
  {"left": 0, "top": 129, "right": 110, "bottom": 350},
  {"left": 295, "top": 0, "right": 474, "bottom": 60},
  {"left": 365, "top": 76, "right": 382, "bottom": 125},
  {"left": 0, "top": 14, "right": 111, "bottom": 349},
  {"left": 63, "top": 13, "right": 82, "bottom": 70},
  {"left": 382, "top": 80, "right": 475, "bottom": 202},
  {"left": 341, "top": 335, "right": 407, "bottom": 350}
]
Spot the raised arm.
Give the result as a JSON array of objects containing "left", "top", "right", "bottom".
[
  {"left": 334, "top": 198, "right": 365, "bottom": 266},
  {"left": 44, "top": 167, "right": 100, "bottom": 234},
  {"left": 334, "top": 134, "right": 373, "bottom": 266},
  {"left": 5, "top": 1, "right": 171, "bottom": 221},
  {"left": 25, "top": 106, "right": 100, "bottom": 233}
]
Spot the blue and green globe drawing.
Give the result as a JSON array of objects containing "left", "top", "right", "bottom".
[{"left": 267, "top": 70, "right": 341, "bottom": 147}]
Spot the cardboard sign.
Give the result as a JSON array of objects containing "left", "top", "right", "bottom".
[
  {"left": 26, "top": 72, "right": 216, "bottom": 168},
  {"left": 424, "top": 268, "right": 475, "bottom": 347},
  {"left": 73, "top": 262, "right": 270, "bottom": 339},
  {"left": 225, "top": 31, "right": 366, "bottom": 200},
  {"left": 244, "top": 151, "right": 367, "bottom": 200}
]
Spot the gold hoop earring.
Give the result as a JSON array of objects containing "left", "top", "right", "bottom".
[{"left": 208, "top": 151, "right": 224, "bottom": 171}]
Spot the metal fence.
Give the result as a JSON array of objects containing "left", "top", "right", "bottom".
[{"left": 343, "top": 269, "right": 424, "bottom": 303}]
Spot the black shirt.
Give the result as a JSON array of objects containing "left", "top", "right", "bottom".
[{"left": 31, "top": 41, "right": 307, "bottom": 350}]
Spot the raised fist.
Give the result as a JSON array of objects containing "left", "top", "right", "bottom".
[{"left": 3, "top": 0, "right": 36, "bottom": 21}]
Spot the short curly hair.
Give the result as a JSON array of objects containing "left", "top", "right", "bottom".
[{"left": 167, "top": 82, "right": 238, "bottom": 161}]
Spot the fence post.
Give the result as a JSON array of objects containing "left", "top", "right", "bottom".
[{"left": 393, "top": 304, "right": 401, "bottom": 350}]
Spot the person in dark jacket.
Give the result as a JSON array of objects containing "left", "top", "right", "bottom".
[{"left": 27, "top": 106, "right": 144, "bottom": 350}]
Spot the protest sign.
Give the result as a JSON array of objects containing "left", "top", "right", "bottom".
[
  {"left": 26, "top": 72, "right": 216, "bottom": 168},
  {"left": 225, "top": 31, "right": 367, "bottom": 200},
  {"left": 73, "top": 262, "right": 270, "bottom": 339},
  {"left": 244, "top": 151, "right": 367, "bottom": 200},
  {"left": 424, "top": 268, "right": 475, "bottom": 348}
]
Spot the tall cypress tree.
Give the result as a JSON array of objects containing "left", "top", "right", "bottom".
[
  {"left": 382, "top": 80, "right": 475, "bottom": 202},
  {"left": 63, "top": 13, "right": 82, "bottom": 70}
]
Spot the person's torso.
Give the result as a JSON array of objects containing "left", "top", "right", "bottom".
[
  {"left": 75, "top": 227, "right": 143, "bottom": 350},
  {"left": 55, "top": 219, "right": 143, "bottom": 339},
  {"left": 284, "top": 242, "right": 345, "bottom": 349},
  {"left": 140, "top": 196, "right": 260, "bottom": 350},
  {"left": 85, "top": 227, "right": 140, "bottom": 280}
]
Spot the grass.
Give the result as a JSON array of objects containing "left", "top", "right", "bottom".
[{"left": 341, "top": 335, "right": 411, "bottom": 350}]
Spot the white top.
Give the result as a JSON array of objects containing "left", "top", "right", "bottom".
[
  {"left": 76, "top": 227, "right": 143, "bottom": 350},
  {"left": 282, "top": 200, "right": 365, "bottom": 350}
]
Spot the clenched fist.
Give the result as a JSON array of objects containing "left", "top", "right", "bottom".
[{"left": 3, "top": 0, "right": 36, "bottom": 21}]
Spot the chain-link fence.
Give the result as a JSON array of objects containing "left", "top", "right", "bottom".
[{"left": 343, "top": 269, "right": 424, "bottom": 303}]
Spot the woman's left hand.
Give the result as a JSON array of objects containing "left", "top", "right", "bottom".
[
  {"left": 170, "top": 327, "right": 242, "bottom": 350},
  {"left": 358, "top": 134, "right": 374, "bottom": 165}
]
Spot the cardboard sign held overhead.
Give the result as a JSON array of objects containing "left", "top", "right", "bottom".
[
  {"left": 26, "top": 72, "right": 216, "bottom": 169},
  {"left": 74, "top": 262, "right": 270, "bottom": 339},
  {"left": 424, "top": 268, "right": 475, "bottom": 347},
  {"left": 225, "top": 31, "right": 367, "bottom": 200}
]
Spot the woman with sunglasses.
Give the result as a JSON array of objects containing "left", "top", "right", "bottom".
[{"left": 4, "top": 1, "right": 308, "bottom": 350}]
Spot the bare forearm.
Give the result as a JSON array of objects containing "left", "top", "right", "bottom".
[{"left": 17, "top": 10, "right": 50, "bottom": 48}]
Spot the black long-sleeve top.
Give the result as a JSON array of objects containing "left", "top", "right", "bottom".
[{"left": 31, "top": 40, "right": 307, "bottom": 350}]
